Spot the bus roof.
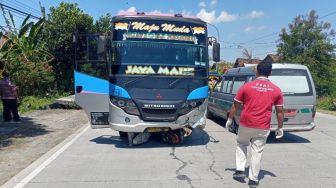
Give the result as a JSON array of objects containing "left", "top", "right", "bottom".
[{"left": 114, "top": 12, "right": 206, "bottom": 24}]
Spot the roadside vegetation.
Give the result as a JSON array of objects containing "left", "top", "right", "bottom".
[
  {"left": 0, "top": 3, "right": 335, "bottom": 113},
  {"left": 0, "top": 3, "right": 111, "bottom": 114}
]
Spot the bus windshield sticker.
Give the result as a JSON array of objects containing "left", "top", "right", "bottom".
[
  {"left": 115, "top": 22, "right": 206, "bottom": 34},
  {"left": 192, "top": 27, "right": 205, "bottom": 34},
  {"left": 113, "top": 20, "right": 207, "bottom": 45},
  {"left": 123, "top": 32, "right": 198, "bottom": 44},
  {"left": 115, "top": 22, "right": 129, "bottom": 30},
  {"left": 125, "top": 65, "right": 194, "bottom": 76}
]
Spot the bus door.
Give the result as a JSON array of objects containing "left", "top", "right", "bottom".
[{"left": 74, "top": 34, "right": 110, "bottom": 128}]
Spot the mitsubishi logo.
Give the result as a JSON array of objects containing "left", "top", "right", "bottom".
[{"left": 156, "top": 93, "right": 163, "bottom": 100}]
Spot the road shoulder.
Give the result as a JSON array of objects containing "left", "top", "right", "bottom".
[{"left": 0, "top": 109, "right": 88, "bottom": 187}]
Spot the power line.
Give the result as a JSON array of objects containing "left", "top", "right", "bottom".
[
  {"left": 12, "top": 0, "right": 40, "bottom": 12},
  {"left": 242, "top": 32, "right": 279, "bottom": 44},
  {"left": 220, "top": 41, "right": 278, "bottom": 45},
  {"left": 0, "top": 2, "right": 41, "bottom": 20},
  {"left": 320, "top": 11, "right": 336, "bottom": 19},
  {"left": 4, "top": 0, "right": 40, "bottom": 16}
]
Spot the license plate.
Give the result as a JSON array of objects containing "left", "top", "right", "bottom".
[{"left": 147, "top": 127, "right": 169, "bottom": 132}]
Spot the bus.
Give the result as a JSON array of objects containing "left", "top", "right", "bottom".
[
  {"left": 74, "top": 12, "right": 220, "bottom": 145},
  {"left": 207, "top": 64, "right": 316, "bottom": 134}
]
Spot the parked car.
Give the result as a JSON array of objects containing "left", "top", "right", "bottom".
[{"left": 207, "top": 63, "right": 317, "bottom": 134}]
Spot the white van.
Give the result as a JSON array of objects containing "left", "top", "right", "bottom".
[{"left": 207, "top": 63, "right": 317, "bottom": 133}]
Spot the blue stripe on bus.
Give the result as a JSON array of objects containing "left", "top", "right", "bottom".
[
  {"left": 109, "top": 84, "right": 131, "bottom": 99},
  {"left": 187, "top": 86, "right": 209, "bottom": 100},
  {"left": 75, "top": 72, "right": 109, "bottom": 94},
  {"left": 74, "top": 71, "right": 131, "bottom": 99}
]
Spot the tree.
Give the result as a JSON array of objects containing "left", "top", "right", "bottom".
[
  {"left": 95, "top": 13, "right": 113, "bottom": 33},
  {"left": 277, "top": 10, "right": 336, "bottom": 96},
  {"left": 42, "top": 2, "right": 94, "bottom": 92},
  {"left": 0, "top": 7, "right": 54, "bottom": 96}
]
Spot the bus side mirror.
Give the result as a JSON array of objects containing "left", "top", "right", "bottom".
[{"left": 212, "top": 42, "right": 220, "bottom": 62}]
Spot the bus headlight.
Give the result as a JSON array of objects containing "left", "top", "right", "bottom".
[
  {"left": 110, "top": 96, "right": 140, "bottom": 116},
  {"left": 179, "top": 99, "right": 205, "bottom": 115}
]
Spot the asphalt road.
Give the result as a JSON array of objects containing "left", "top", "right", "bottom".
[{"left": 3, "top": 112, "right": 336, "bottom": 188}]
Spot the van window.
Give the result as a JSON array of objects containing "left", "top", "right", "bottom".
[
  {"left": 221, "top": 77, "right": 232, "bottom": 93},
  {"left": 269, "top": 69, "right": 313, "bottom": 96},
  {"left": 232, "top": 77, "right": 246, "bottom": 94},
  {"left": 213, "top": 80, "right": 223, "bottom": 92}
]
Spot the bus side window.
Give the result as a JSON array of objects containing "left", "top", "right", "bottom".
[
  {"left": 76, "top": 35, "right": 108, "bottom": 79},
  {"left": 232, "top": 77, "right": 247, "bottom": 95}
]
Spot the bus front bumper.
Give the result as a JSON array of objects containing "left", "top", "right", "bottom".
[{"left": 109, "top": 103, "right": 206, "bottom": 133}]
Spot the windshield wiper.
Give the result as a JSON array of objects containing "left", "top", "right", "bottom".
[
  {"left": 123, "top": 74, "right": 154, "bottom": 86},
  {"left": 168, "top": 69, "right": 205, "bottom": 88},
  {"left": 169, "top": 76, "right": 189, "bottom": 88}
]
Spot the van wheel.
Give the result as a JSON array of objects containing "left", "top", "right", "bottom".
[
  {"left": 119, "top": 131, "right": 128, "bottom": 139},
  {"left": 206, "top": 108, "right": 213, "bottom": 119}
]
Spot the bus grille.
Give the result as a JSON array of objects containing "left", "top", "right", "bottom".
[{"left": 141, "top": 108, "right": 177, "bottom": 121}]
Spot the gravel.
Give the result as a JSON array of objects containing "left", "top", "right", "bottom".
[{"left": 0, "top": 109, "right": 88, "bottom": 186}]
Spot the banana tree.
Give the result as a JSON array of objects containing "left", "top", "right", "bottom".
[{"left": 0, "top": 7, "right": 54, "bottom": 96}]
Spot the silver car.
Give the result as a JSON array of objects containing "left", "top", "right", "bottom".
[{"left": 207, "top": 63, "right": 316, "bottom": 134}]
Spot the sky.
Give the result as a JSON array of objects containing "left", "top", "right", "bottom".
[{"left": 1, "top": 0, "right": 336, "bottom": 62}]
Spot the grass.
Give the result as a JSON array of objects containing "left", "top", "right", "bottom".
[
  {"left": 317, "top": 96, "right": 336, "bottom": 116},
  {"left": 317, "top": 96, "right": 336, "bottom": 110},
  {"left": 0, "top": 92, "right": 70, "bottom": 114},
  {"left": 317, "top": 108, "right": 336, "bottom": 116}
]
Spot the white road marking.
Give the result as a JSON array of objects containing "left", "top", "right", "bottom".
[{"left": 13, "top": 125, "right": 90, "bottom": 188}]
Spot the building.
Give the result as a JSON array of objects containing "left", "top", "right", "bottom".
[{"left": 263, "top": 54, "right": 280, "bottom": 63}]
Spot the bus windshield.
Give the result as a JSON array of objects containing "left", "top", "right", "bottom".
[
  {"left": 269, "top": 69, "right": 313, "bottom": 96},
  {"left": 112, "top": 41, "right": 207, "bottom": 66}
]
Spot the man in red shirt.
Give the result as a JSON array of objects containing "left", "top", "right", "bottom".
[{"left": 226, "top": 61, "right": 284, "bottom": 188}]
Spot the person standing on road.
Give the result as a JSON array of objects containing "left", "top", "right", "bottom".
[
  {"left": 226, "top": 60, "right": 284, "bottom": 188},
  {"left": 0, "top": 71, "right": 21, "bottom": 122}
]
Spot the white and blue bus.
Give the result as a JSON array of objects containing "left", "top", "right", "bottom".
[{"left": 74, "top": 12, "right": 220, "bottom": 145}]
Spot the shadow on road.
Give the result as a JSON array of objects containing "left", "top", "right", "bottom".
[
  {"left": 208, "top": 116, "right": 227, "bottom": 128},
  {"left": 0, "top": 117, "right": 52, "bottom": 148},
  {"left": 209, "top": 116, "right": 311, "bottom": 144},
  {"left": 225, "top": 167, "right": 276, "bottom": 182},
  {"left": 90, "top": 128, "right": 211, "bottom": 148},
  {"left": 267, "top": 132, "right": 311, "bottom": 144}
]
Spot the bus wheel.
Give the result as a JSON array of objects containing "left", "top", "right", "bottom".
[{"left": 119, "top": 131, "right": 128, "bottom": 139}]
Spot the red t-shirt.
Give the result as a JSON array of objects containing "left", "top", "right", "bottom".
[{"left": 234, "top": 77, "right": 283, "bottom": 130}]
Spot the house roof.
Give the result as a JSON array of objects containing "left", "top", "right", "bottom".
[{"left": 264, "top": 54, "right": 280, "bottom": 63}]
